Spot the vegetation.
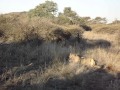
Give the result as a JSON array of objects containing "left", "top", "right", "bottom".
[
  {"left": 29, "top": 1, "right": 57, "bottom": 18},
  {"left": 0, "top": 1, "right": 120, "bottom": 90}
]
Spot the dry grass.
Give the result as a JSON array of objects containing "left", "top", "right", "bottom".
[
  {"left": 83, "top": 30, "right": 120, "bottom": 72},
  {"left": 90, "top": 23, "right": 120, "bottom": 34},
  {"left": 0, "top": 12, "right": 120, "bottom": 90}
]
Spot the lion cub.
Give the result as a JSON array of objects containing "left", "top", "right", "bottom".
[{"left": 69, "top": 53, "right": 96, "bottom": 67}]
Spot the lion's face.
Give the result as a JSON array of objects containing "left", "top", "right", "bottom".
[{"left": 69, "top": 53, "right": 80, "bottom": 63}]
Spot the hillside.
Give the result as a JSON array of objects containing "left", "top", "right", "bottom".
[{"left": 0, "top": 1, "right": 120, "bottom": 90}]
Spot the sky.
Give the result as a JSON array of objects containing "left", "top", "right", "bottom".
[{"left": 0, "top": 0, "right": 120, "bottom": 22}]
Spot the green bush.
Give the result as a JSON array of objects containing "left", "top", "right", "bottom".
[
  {"left": 28, "top": 1, "right": 57, "bottom": 18},
  {"left": 56, "top": 14, "right": 73, "bottom": 25}
]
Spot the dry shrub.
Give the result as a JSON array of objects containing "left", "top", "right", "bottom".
[
  {"left": 80, "top": 24, "right": 92, "bottom": 31},
  {"left": 49, "top": 28, "right": 71, "bottom": 42},
  {"left": 0, "top": 12, "right": 30, "bottom": 42},
  {"left": 0, "top": 13, "right": 85, "bottom": 44},
  {"left": 0, "top": 14, "right": 58, "bottom": 43}
]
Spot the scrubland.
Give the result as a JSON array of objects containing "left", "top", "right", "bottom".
[{"left": 0, "top": 12, "right": 120, "bottom": 90}]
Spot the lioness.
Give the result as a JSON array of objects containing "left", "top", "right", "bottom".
[{"left": 69, "top": 53, "right": 96, "bottom": 67}]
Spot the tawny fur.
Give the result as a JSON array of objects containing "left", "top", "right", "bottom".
[{"left": 69, "top": 53, "right": 96, "bottom": 67}]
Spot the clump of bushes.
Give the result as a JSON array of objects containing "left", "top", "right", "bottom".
[
  {"left": 50, "top": 28, "right": 71, "bottom": 42},
  {"left": 56, "top": 14, "right": 73, "bottom": 25},
  {"left": 0, "top": 13, "right": 85, "bottom": 44},
  {"left": 80, "top": 24, "right": 92, "bottom": 31}
]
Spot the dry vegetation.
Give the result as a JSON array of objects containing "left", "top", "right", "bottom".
[{"left": 0, "top": 12, "right": 120, "bottom": 90}]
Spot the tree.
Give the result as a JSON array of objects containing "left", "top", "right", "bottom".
[
  {"left": 63, "top": 7, "right": 82, "bottom": 24},
  {"left": 57, "top": 13, "right": 72, "bottom": 24},
  {"left": 29, "top": 1, "right": 58, "bottom": 18},
  {"left": 56, "top": 7, "right": 88, "bottom": 25},
  {"left": 82, "top": 17, "right": 91, "bottom": 22},
  {"left": 64, "top": 7, "right": 77, "bottom": 18},
  {"left": 94, "top": 17, "right": 107, "bottom": 24}
]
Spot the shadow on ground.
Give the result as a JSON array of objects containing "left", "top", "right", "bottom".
[
  {"left": 80, "top": 39, "right": 111, "bottom": 50},
  {"left": 0, "top": 37, "right": 111, "bottom": 69},
  {"left": 0, "top": 35, "right": 112, "bottom": 90},
  {"left": 10, "top": 68, "right": 120, "bottom": 90}
]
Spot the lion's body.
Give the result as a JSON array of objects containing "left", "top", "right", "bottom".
[{"left": 69, "top": 53, "right": 96, "bottom": 67}]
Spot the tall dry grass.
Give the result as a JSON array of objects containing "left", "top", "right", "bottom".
[{"left": 0, "top": 12, "right": 120, "bottom": 90}]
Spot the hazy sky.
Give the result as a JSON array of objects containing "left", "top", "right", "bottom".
[{"left": 0, "top": 0, "right": 120, "bottom": 22}]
